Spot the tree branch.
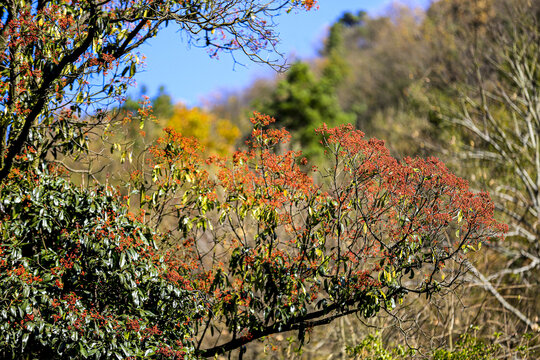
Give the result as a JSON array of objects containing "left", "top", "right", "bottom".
[
  {"left": 198, "top": 305, "right": 359, "bottom": 358},
  {"left": 464, "top": 259, "right": 539, "bottom": 331}
]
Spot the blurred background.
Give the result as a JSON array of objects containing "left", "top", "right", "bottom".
[{"left": 131, "top": 0, "right": 431, "bottom": 107}]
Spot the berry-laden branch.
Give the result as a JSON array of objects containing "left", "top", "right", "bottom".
[{"left": 142, "top": 113, "right": 507, "bottom": 357}]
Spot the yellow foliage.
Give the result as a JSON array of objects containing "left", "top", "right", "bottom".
[{"left": 166, "top": 104, "right": 241, "bottom": 156}]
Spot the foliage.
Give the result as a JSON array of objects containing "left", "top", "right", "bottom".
[
  {"left": 345, "top": 331, "right": 518, "bottom": 360},
  {"left": 0, "top": 113, "right": 505, "bottom": 358},
  {"left": 0, "top": 168, "right": 204, "bottom": 359},
  {"left": 431, "top": 334, "right": 500, "bottom": 360},
  {"left": 345, "top": 333, "right": 413, "bottom": 359},
  {"left": 167, "top": 104, "right": 240, "bottom": 156},
  {"left": 134, "top": 113, "right": 505, "bottom": 357}
]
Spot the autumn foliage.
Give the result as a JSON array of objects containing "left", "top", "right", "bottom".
[
  {"left": 0, "top": 111, "right": 506, "bottom": 358},
  {"left": 166, "top": 105, "right": 240, "bottom": 156}
]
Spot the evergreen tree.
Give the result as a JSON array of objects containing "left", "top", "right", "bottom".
[{"left": 261, "top": 62, "right": 354, "bottom": 160}]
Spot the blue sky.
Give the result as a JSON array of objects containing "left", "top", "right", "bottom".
[{"left": 131, "top": 0, "right": 430, "bottom": 106}]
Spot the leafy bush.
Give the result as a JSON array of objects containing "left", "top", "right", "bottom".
[{"left": 0, "top": 169, "right": 203, "bottom": 359}]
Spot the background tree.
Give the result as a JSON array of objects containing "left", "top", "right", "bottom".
[
  {"left": 166, "top": 104, "right": 240, "bottom": 156},
  {"left": 436, "top": 0, "right": 540, "bottom": 333},
  {"left": 259, "top": 62, "right": 354, "bottom": 160},
  {"left": 212, "top": 5, "right": 436, "bottom": 158}
]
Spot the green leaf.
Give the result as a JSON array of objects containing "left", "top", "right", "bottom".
[
  {"left": 119, "top": 252, "right": 126, "bottom": 269},
  {"left": 22, "top": 333, "right": 29, "bottom": 349},
  {"left": 129, "top": 62, "right": 136, "bottom": 77}
]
